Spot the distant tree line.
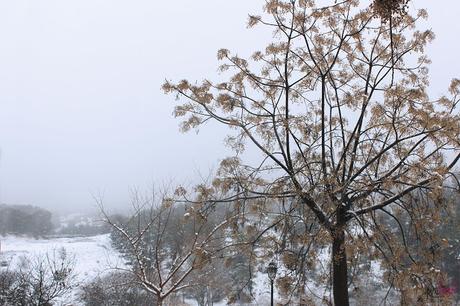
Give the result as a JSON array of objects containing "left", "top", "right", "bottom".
[
  {"left": 0, "top": 204, "right": 53, "bottom": 237},
  {"left": 55, "top": 217, "right": 110, "bottom": 237}
]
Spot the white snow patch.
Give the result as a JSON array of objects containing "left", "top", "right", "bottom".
[{"left": 0, "top": 234, "right": 125, "bottom": 305}]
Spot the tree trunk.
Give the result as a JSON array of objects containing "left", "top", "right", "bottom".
[
  {"left": 332, "top": 226, "right": 350, "bottom": 306},
  {"left": 156, "top": 297, "right": 163, "bottom": 306}
]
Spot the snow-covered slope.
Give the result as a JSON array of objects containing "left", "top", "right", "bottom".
[{"left": 0, "top": 234, "right": 125, "bottom": 305}]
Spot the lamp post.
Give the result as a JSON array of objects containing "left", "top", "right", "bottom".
[{"left": 267, "top": 261, "right": 278, "bottom": 306}]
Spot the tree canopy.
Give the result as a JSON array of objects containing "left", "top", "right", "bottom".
[{"left": 164, "top": 0, "right": 460, "bottom": 304}]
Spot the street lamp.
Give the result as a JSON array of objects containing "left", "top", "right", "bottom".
[{"left": 267, "top": 261, "right": 278, "bottom": 306}]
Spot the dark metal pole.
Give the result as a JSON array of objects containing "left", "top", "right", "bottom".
[{"left": 270, "top": 279, "right": 274, "bottom": 306}]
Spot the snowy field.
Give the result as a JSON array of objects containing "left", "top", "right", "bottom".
[{"left": 0, "top": 234, "right": 125, "bottom": 305}]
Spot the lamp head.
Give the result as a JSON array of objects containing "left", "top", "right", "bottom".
[{"left": 267, "top": 261, "right": 278, "bottom": 281}]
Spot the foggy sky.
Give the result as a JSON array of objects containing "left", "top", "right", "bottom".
[{"left": 0, "top": 1, "right": 458, "bottom": 214}]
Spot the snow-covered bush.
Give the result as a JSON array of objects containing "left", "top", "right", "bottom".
[
  {"left": 0, "top": 248, "right": 74, "bottom": 305},
  {"left": 79, "top": 271, "right": 155, "bottom": 306}
]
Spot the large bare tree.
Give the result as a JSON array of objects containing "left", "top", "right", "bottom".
[{"left": 163, "top": 0, "right": 460, "bottom": 304}]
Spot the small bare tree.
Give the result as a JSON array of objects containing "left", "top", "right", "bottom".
[
  {"left": 99, "top": 189, "right": 239, "bottom": 306},
  {"left": 163, "top": 0, "right": 460, "bottom": 304}
]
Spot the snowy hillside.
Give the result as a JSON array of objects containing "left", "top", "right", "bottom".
[{"left": 0, "top": 234, "right": 125, "bottom": 305}]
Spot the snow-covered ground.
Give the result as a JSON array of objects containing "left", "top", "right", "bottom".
[
  {"left": 0, "top": 234, "right": 272, "bottom": 305},
  {"left": 0, "top": 234, "right": 125, "bottom": 305},
  {"left": 0, "top": 234, "right": 387, "bottom": 305}
]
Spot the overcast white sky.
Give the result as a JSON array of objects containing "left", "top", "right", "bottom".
[{"left": 0, "top": 1, "right": 458, "bottom": 213}]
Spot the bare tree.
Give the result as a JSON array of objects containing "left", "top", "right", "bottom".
[
  {"left": 163, "top": 0, "right": 460, "bottom": 304},
  {"left": 99, "top": 189, "right": 239, "bottom": 306}
]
